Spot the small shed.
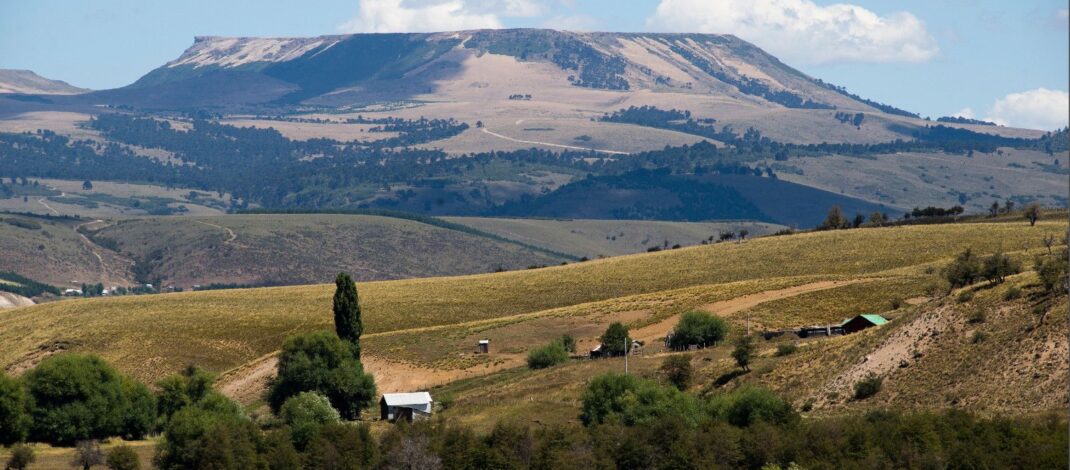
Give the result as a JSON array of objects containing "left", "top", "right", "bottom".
[
  {"left": 588, "top": 343, "right": 603, "bottom": 358},
  {"left": 840, "top": 314, "right": 888, "bottom": 334},
  {"left": 380, "top": 392, "right": 433, "bottom": 422},
  {"left": 477, "top": 339, "right": 490, "bottom": 354}
]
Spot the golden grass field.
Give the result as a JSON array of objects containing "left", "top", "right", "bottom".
[{"left": 0, "top": 219, "right": 1063, "bottom": 389}]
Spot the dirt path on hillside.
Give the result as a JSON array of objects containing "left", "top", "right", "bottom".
[
  {"left": 195, "top": 220, "right": 238, "bottom": 245},
  {"left": 630, "top": 279, "right": 877, "bottom": 343},
  {"left": 73, "top": 219, "right": 133, "bottom": 286},
  {"left": 217, "top": 351, "right": 525, "bottom": 404},
  {"left": 481, "top": 127, "right": 629, "bottom": 155},
  {"left": 215, "top": 278, "right": 880, "bottom": 404},
  {"left": 36, "top": 197, "right": 59, "bottom": 215}
]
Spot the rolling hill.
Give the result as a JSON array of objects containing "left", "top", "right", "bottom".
[
  {"left": 0, "top": 69, "right": 88, "bottom": 95},
  {"left": 443, "top": 217, "right": 783, "bottom": 257},
  {"left": 0, "top": 217, "right": 1061, "bottom": 395}
]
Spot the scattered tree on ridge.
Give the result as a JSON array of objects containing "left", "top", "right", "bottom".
[
  {"left": 1024, "top": 203, "right": 1041, "bottom": 226},
  {"left": 731, "top": 335, "right": 755, "bottom": 372},
  {"left": 667, "top": 311, "right": 727, "bottom": 350},
  {"left": 659, "top": 355, "right": 693, "bottom": 390}
]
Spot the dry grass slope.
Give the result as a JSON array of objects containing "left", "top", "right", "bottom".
[{"left": 0, "top": 220, "right": 1062, "bottom": 389}]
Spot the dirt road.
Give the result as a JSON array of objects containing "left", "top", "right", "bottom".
[
  {"left": 481, "top": 127, "right": 629, "bottom": 155},
  {"left": 630, "top": 279, "right": 877, "bottom": 343}
]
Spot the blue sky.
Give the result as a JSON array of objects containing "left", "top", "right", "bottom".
[{"left": 1, "top": 0, "right": 1067, "bottom": 129}]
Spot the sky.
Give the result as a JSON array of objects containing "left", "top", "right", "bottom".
[{"left": 1, "top": 0, "right": 1067, "bottom": 130}]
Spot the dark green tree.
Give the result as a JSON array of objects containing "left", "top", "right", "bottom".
[
  {"left": 599, "top": 322, "right": 630, "bottom": 357},
  {"left": 667, "top": 311, "right": 728, "bottom": 350},
  {"left": 268, "top": 331, "right": 376, "bottom": 420},
  {"left": 333, "top": 273, "right": 363, "bottom": 358},
  {"left": 0, "top": 372, "right": 29, "bottom": 445},
  {"left": 279, "top": 392, "right": 340, "bottom": 450},
  {"left": 304, "top": 423, "right": 379, "bottom": 470},
  {"left": 24, "top": 354, "right": 155, "bottom": 445},
  {"left": 155, "top": 366, "right": 216, "bottom": 423}
]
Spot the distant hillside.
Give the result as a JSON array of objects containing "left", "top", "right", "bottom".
[
  {"left": 82, "top": 214, "right": 568, "bottom": 288},
  {"left": 491, "top": 169, "right": 888, "bottom": 227},
  {"left": 0, "top": 69, "right": 87, "bottom": 95},
  {"left": 444, "top": 217, "right": 784, "bottom": 257}
]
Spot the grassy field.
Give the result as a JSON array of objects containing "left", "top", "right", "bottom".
[
  {"left": 0, "top": 439, "right": 156, "bottom": 470},
  {"left": 443, "top": 217, "right": 783, "bottom": 257},
  {"left": 0, "top": 219, "right": 1061, "bottom": 387}
]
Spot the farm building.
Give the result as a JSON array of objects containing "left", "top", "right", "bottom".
[
  {"left": 477, "top": 339, "right": 490, "bottom": 354},
  {"left": 840, "top": 314, "right": 888, "bottom": 334},
  {"left": 380, "top": 392, "right": 433, "bottom": 422}
]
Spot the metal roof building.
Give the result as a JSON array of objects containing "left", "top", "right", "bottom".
[{"left": 380, "top": 392, "right": 433, "bottom": 422}]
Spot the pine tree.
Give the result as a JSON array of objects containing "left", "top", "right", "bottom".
[{"left": 333, "top": 273, "right": 362, "bottom": 358}]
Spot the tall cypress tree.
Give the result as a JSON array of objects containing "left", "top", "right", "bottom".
[{"left": 332, "top": 272, "right": 362, "bottom": 358}]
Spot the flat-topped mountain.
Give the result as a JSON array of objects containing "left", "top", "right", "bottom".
[{"left": 117, "top": 29, "right": 906, "bottom": 114}]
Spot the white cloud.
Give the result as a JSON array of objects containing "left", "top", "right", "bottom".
[
  {"left": 1056, "top": 9, "right": 1069, "bottom": 30},
  {"left": 980, "top": 88, "right": 1069, "bottom": 131},
  {"left": 542, "top": 14, "right": 600, "bottom": 31},
  {"left": 338, "top": 0, "right": 543, "bottom": 33},
  {"left": 952, "top": 107, "right": 974, "bottom": 119},
  {"left": 645, "top": 0, "right": 939, "bottom": 65}
]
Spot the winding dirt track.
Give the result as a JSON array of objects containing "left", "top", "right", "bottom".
[
  {"left": 480, "top": 127, "right": 629, "bottom": 155},
  {"left": 194, "top": 220, "right": 238, "bottom": 244},
  {"left": 630, "top": 279, "right": 877, "bottom": 343},
  {"left": 216, "top": 278, "right": 879, "bottom": 403}
]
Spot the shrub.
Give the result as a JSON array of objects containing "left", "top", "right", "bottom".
[
  {"left": 957, "top": 291, "right": 974, "bottom": 303},
  {"left": 659, "top": 355, "right": 693, "bottom": 390},
  {"left": 1003, "top": 286, "right": 1022, "bottom": 301},
  {"left": 981, "top": 252, "right": 1020, "bottom": 284},
  {"left": 709, "top": 387, "right": 798, "bottom": 427},
  {"left": 279, "top": 392, "right": 341, "bottom": 450},
  {"left": 580, "top": 373, "right": 702, "bottom": 427},
  {"left": 4, "top": 444, "right": 34, "bottom": 470},
  {"left": 967, "top": 309, "right": 986, "bottom": 324},
  {"left": 0, "top": 372, "right": 29, "bottom": 445},
  {"left": 527, "top": 342, "right": 569, "bottom": 369},
  {"left": 599, "top": 322, "right": 630, "bottom": 357},
  {"left": 24, "top": 354, "right": 156, "bottom": 445},
  {"left": 731, "top": 335, "right": 756, "bottom": 372},
  {"left": 105, "top": 444, "right": 141, "bottom": 470},
  {"left": 972, "top": 331, "right": 988, "bottom": 344},
  {"left": 667, "top": 311, "right": 728, "bottom": 350},
  {"left": 774, "top": 343, "right": 798, "bottom": 357},
  {"left": 945, "top": 249, "right": 982, "bottom": 288},
  {"left": 889, "top": 298, "right": 904, "bottom": 310},
  {"left": 559, "top": 334, "right": 577, "bottom": 354},
  {"left": 1035, "top": 250, "right": 1069, "bottom": 293},
  {"left": 268, "top": 331, "right": 376, "bottom": 420},
  {"left": 853, "top": 373, "right": 883, "bottom": 400}
]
